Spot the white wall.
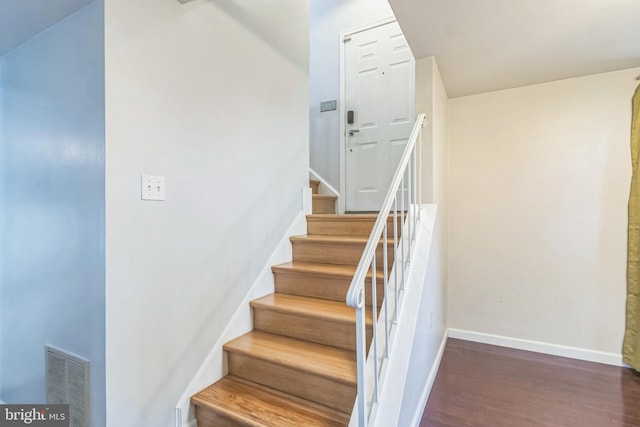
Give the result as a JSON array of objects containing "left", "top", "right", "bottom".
[
  {"left": 104, "top": 1, "right": 309, "bottom": 426},
  {"left": 398, "top": 57, "right": 449, "bottom": 426},
  {"left": 309, "top": 0, "right": 395, "bottom": 188},
  {"left": 0, "top": 2, "right": 105, "bottom": 425},
  {"left": 448, "top": 67, "right": 640, "bottom": 355}
]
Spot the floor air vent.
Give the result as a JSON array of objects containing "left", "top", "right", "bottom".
[{"left": 45, "top": 346, "right": 90, "bottom": 427}]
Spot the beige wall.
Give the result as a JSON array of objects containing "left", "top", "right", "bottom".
[
  {"left": 448, "top": 68, "right": 640, "bottom": 354},
  {"left": 104, "top": 1, "right": 309, "bottom": 426},
  {"left": 415, "top": 57, "right": 434, "bottom": 202}
]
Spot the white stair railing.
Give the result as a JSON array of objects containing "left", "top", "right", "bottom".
[{"left": 346, "top": 113, "right": 428, "bottom": 426}]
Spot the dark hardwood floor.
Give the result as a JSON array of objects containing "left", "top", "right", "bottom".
[{"left": 421, "top": 339, "right": 640, "bottom": 427}]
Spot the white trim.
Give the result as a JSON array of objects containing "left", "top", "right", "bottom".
[
  {"left": 309, "top": 168, "right": 340, "bottom": 198},
  {"left": 447, "top": 328, "right": 625, "bottom": 367},
  {"left": 174, "top": 206, "right": 309, "bottom": 426},
  {"left": 339, "top": 16, "right": 397, "bottom": 215},
  {"left": 408, "top": 330, "right": 448, "bottom": 427}
]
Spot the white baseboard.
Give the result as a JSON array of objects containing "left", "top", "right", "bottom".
[
  {"left": 309, "top": 168, "right": 340, "bottom": 198},
  {"left": 409, "top": 330, "right": 448, "bottom": 427},
  {"left": 447, "top": 328, "right": 625, "bottom": 367},
  {"left": 174, "top": 208, "right": 308, "bottom": 426}
]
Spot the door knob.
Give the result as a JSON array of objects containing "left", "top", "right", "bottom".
[{"left": 348, "top": 129, "right": 360, "bottom": 136}]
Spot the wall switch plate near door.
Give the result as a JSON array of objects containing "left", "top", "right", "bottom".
[
  {"left": 141, "top": 175, "right": 166, "bottom": 201},
  {"left": 320, "top": 100, "right": 337, "bottom": 112}
]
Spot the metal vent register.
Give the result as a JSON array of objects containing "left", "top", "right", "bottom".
[{"left": 45, "top": 346, "right": 90, "bottom": 427}]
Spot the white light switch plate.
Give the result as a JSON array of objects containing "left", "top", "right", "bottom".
[{"left": 141, "top": 175, "right": 166, "bottom": 201}]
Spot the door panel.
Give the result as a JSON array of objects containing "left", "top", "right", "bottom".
[
  {"left": 345, "top": 21, "right": 415, "bottom": 212},
  {"left": 389, "top": 61, "right": 413, "bottom": 125},
  {"left": 357, "top": 69, "right": 380, "bottom": 128}
]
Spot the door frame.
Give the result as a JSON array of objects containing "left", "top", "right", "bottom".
[{"left": 339, "top": 16, "right": 398, "bottom": 214}]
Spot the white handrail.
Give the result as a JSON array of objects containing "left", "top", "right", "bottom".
[
  {"left": 345, "top": 113, "right": 427, "bottom": 308},
  {"left": 346, "top": 113, "right": 427, "bottom": 427}
]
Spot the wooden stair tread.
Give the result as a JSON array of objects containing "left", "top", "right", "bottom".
[
  {"left": 291, "top": 234, "right": 394, "bottom": 267},
  {"left": 272, "top": 262, "right": 385, "bottom": 308},
  {"left": 192, "top": 376, "right": 350, "bottom": 426},
  {"left": 194, "top": 200, "right": 417, "bottom": 423},
  {"left": 272, "top": 261, "right": 384, "bottom": 279},
  {"left": 290, "top": 234, "right": 394, "bottom": 245},
  {"left": 305, "top": 213, "right": 402, "bottom": 237},
  {"left": 224, "top": 331, "right": 356, "bottom": 385},
  {"left": 251, "top": 293, "right": 372, "bottom": 325},
  {"left": 309, "top": 179, "right": 321, "bottom": 185},
  {"left": 312, "top": 194, "right": 338, "bottom": 200},
  {"left": 306, "top": 213, "right": 398, "bottom": 220}
]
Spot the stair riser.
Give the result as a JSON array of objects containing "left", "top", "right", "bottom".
[
  {"left": 253, "top": 309, "right": 372, "bottom": 352},
  {"left": 307, "top": 218, "right": 401, "bottom": 238},
  {"left": 292, "top": 241, "right": 393, "bottom": 268},
  {"left": 273, "top": 271, "right": 384, "bottom": 308},
  {"left": 310, "top": 181, "right": 320, "bottom": 194},
  {"left": 227, "top": 353, "right": 355, "bottom": 414},
  {"left": 312, "top": 198, "right": 336, "bottom": 214},
  {"left": 195, "top": 407, "right": 238, "bottom": 427}
]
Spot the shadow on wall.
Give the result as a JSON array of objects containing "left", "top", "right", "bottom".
[
  {"left": 200, "top": 0, "right": 309, "bottom": 72},
  {"left": 132, "top": 146, "right": 304, "bottom": 423}
]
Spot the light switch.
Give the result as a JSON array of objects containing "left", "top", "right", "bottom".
[{"left": 141, "top": 175, "right": 166, "bottom": 201}]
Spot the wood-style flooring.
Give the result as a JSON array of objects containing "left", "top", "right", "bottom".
[{"left": 421, "top": 339, "right": 640, "bottom": 427}]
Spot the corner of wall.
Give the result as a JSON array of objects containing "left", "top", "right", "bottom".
[{"left": 446, "top": 67, "right": 639, "bottom": 356}]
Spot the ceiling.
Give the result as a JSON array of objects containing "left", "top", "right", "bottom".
[
  {"left": 0, "top": 0, "right": 96, "bottom": 58},
  {"left": 389, "top": 0, "right": 640, "bottom": 98},
  {"left": 2, "top": 0, "right": 639, "bottom": 98}
]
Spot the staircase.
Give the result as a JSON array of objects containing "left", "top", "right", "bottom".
[
  {"left": 190, "top": 180, "right": 393, "bottom": 426},
  {"left": 310, "top": 179, "right": 338, "bottom": 214}
]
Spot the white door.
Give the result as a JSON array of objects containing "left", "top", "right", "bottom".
[{"left": 344, "top": 21, "right": 415, "bottom": 212}]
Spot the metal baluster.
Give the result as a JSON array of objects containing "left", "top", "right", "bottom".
[
  {"left": 383, "top": 220, "right": 389, "bottom": 359},
  {"left": 371, "top": 256, "right": 379, "bottom": 404},
  {"left": 401, "top": 174, "right": 406, "bottom": 292},
  {"left": 346, "top": 115, "right": 427, "bottom": 426},
  {"left": 418, "top": 126, "right": 422, "bottom": 221},
  {"left": 355, "top": 288, "right": 367, "bottom": 427},
  {"left": 393, "top": 198, "right": 398, "bottom": 324},
  {"left": 408, "top": 155, "right": 412, "bottom": 261},
  {"left": 413, "top": 143, "right": 418, "bottom": 240}
]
